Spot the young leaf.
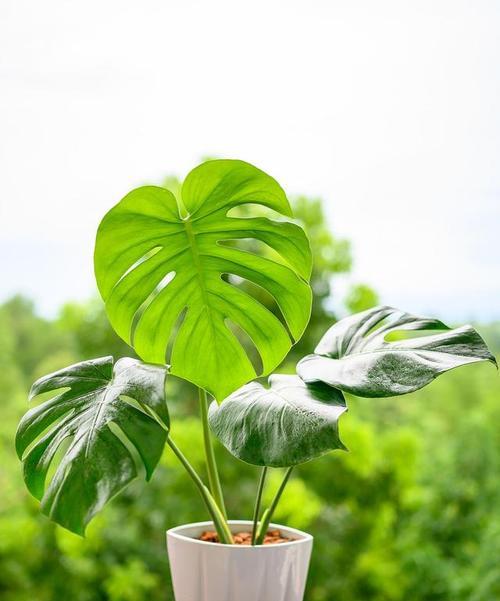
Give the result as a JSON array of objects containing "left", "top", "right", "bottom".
[
  {"left": 15, "top": 357, "right": 168, "bottom": 535},
  {"left": 94, "top": 159, "right": 312, "bottom": 401},
  {"left": 208, "top": 374, "right": 347, "bottom": 467},
  {"left": 297, "top": 306, "right": 497, "bottom": 397}
]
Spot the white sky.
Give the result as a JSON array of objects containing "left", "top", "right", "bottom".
[{"left": 1, "top": 0, "right": 499, "bottom": 321}]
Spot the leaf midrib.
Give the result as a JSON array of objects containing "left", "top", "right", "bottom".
[
  {"left": 83, "top": 385, "right": 113, "bottom": 459},
  {"left": 182, "top": 217, "right": 219, "bottom": 378},
  {"left": 183, "top": 218, "right": 210, "bottom": 308}
]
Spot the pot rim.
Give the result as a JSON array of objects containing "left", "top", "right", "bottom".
[{"left": 167, "top": 520, "right": 313, "bottom": 549}]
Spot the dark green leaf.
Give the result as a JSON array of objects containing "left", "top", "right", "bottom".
[
  {"left": 297, "top": 306, "right": 497, "bottom": 397},
  {"left": 94, "top": 159, "right": 312, "bottom": 400},
  {"left": 15, "top": 357, "right": 168, "bottom": 535},
  {"left": 208, "top": 374, "right": 347, "bottom": 467}
]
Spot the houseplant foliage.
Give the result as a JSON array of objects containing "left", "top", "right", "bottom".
[
  {"left": 15, "top": 160, "right": 496, "bottom": 561},
  {"left": 15, "top": 357, "right": 168, "bottom": 534},
  {"left": 93, "top": 159, "right": 312, "bottom": 401},
  {"left": 207, "top": 305, "right": 496, "bottom": 542},
  {"left": 16, "top": 159, "right": 313, "bottom": 545},
  {"left": 297, "top": 306, "right": 495, "bottom": 396},
  {"left": 208, "top": 375, "right": 347, "bottom": 467}
]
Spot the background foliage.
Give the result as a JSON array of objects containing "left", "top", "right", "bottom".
[{"left": 1, "top": 196, "right": 499, "bottom": 601}]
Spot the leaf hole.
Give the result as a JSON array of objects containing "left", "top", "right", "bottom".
[
  {"left": 114, "top": 246, "right": 163, "bottom": 289},
  {"left": 360, "top": 311, "right": 449, "bottom": 342},
  {"left": 18, "top": 399, "right": 73, "bottom": 461},
  {"left": 20, "top": 425, "right": 63, "bottom": 463},
  {"left": 384, "top": 329, "right": 448, "bottom": 342},
  {"left": 119, "top": 394, "right": 149, "bottom": 416},
  {"left": 226, "top": 204, "right": 284, "bottom": 220},
  {"left": 224, "top": 317, "right": 263, "bottom": 375},
  {"left": 362, "top": 316, "right": 392, "bottom": 338},
  {"left": 222, "top": 273, "right": 295, "bottom": 343},
  {"left": 217, "top": 238, "right": 291, "bottom": 270},
  {"left": 44, "top": 436, "right": 73, "bottom": 489},
  {"left": 130, "top": 271, "right": 177, "bottom": 345},
  {"left": 164, "top": 306, "right": 188, "bottom": 365},
  {"left": 29, "top": 386, "right": 71, "bottom": 403},
  {"left": 121, "top": 394, "right": 168, "bottom": 431},
  {"left": 108, "top": 421, "right": 145, "bottom": 478}
]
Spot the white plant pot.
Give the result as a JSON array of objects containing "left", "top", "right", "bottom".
[{"left": 166, "top": 520, "right": 313, "bottom": 601}]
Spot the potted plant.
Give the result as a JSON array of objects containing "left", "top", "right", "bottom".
[{"left": 15, "top": 160, "right": 496, "bottom": 601}]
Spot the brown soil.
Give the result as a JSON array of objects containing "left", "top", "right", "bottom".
[{"left": 199, "top": 529, "right": 293, "bottom": 545}]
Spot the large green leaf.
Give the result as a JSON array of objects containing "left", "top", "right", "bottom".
[
  {"left": 15, "top": 356, "right": 168, "bottom": 535},
  {"left": 208, "top": 374, "right": 347, "bottom": 467},
  {"left": 94, "top": 159, "right": 312, "bottom": 400},
  {"left": 297, "top": 306, "right": 497, "bottom": 397}
]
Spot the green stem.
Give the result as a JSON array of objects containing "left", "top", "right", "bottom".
[
  {"left": 139, "top": 395, "right": 232, "bottom": 543},
  {"left": 166, "top": 437, "right": 233, "bottom": 544},
  {"left": 198, "top": 387, "right": 227, "bottom": 519},
  {"left": 251, "top": 467, "right": 268, "bottom": 545},
  {"left": 255, "top": 467, "right": 294, "bottom": 545}
]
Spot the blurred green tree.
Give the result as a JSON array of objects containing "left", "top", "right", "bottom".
[{"left": 344, "top": 282, "right": 380, "bottom": 314}]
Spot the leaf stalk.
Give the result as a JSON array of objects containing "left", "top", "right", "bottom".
[
  {"left": 255, "top": 467, "right": 294, "bottom": 545},
  {"left": 251, "top": 467, "right": 268, "bottom": 545},
  {"left": 198, "top": 387, "right": 227, "bottom": 519},
  {"left": 166, "top": 436, "right": 233, "bottom": 544}
]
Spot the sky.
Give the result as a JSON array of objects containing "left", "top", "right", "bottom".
[{"left": 1, "top": 0, "right": 499, "bottom": 322}]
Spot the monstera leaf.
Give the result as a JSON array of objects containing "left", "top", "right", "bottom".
[
  {"left": 208, "top": 375, "right": 347, "bottom": 467},
  {"left": 94, "top": 159, "right": 312, "bottom": 400},
  {"left": 16, "top": 357, "right": 168, "bottom": 535},
  {"left": 297, "top": 306, "right": 497, "bottom": 397}
]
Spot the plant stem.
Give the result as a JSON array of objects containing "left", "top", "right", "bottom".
[
  {"left": 166, "top": 436, "right": 233, "bottom": 544},
  {"left": 139, "top": 395, "right": 232, "bottom": 543},
  {"left": 198, "top": 387, "right": 227, "bottom": 519},
  {"left": 255, "top": 467, "right": 294, "bottom": 545},
  {"left": 251, "top": 467, "right": 268, "bottom": 545}
]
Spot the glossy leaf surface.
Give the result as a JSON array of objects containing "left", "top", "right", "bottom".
[
  {"left": 16, "top": 357, "right": 168, "bottom": 535},
  {"left": 297, "top": 306, "right": 497, "bottom": 397},
  {"left": 94, "top": 159, "right": 312, "bottom": 400},
  {"left": 208, "top": 374, "right": 347, "bottom": 467}
]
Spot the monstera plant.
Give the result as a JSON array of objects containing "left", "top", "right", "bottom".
[{"left": 16, "top": 160, "right": 496, "bottom": 553}]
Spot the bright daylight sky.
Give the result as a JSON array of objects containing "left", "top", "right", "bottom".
[{"left": 1, "top": 0, "right": 499, "bottom": 322}]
